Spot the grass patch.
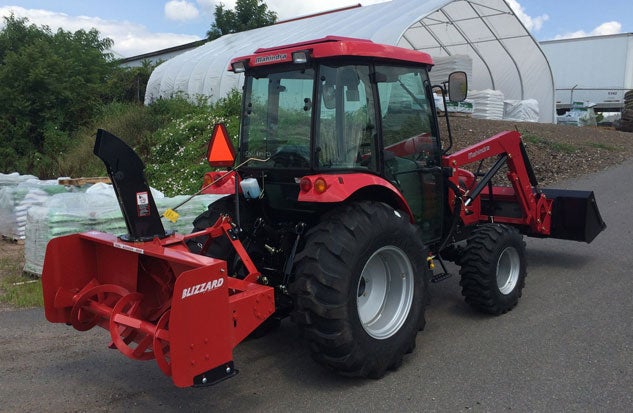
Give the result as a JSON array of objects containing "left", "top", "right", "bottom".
[
  {"left": 587, "top": 142, "right": 616, "bottom": 151},
  {"left": 522, "top": 133, "right": 577, "bottom": 153},
  {"left": 0, "top": 274, "right": 43, "bottom": 308},
  {"left": 0, "top": 256, "right": 43, "bottom": 308},
  {"left": 550, "top": 142, "right": 578, "bottom": 153},
  {"left": 522, "top": 133, "right": 546, "bottom": 146}
]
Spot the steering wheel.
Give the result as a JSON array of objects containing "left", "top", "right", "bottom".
[{"left": 268, "top": 146, "right": 310, "bottom": 168}]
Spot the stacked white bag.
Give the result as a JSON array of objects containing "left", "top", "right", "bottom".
[
  {"left": 429, "top": 55, "right": 473, "bottom": 85},
  {"left": 503, "top": 99, "right": 540, "bottom": 122},
  {"left": 469, "top": 89, "right": 505, "bottom": 120},
  {"left": 0, "top": 172, "right": 38, "bottom": 187},
  {"left": 0, "top": 176, "right": 69, "bottom": 240},
  {"left": 24, "top": 191, "right": 125, "bottom": 275}
]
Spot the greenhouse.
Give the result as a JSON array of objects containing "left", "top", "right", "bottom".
[{"left": 145, "top": 0, "right": 555, "bottom": 122}]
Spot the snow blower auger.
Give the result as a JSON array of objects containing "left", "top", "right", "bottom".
[{"left": 42, "top": 129, "right": 275, "bottom": 388}]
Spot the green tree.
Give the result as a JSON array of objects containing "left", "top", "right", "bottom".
[
  {"left": 207, "top": 0, "right": 277, "bottom": 40},
  {"left": 0, "top": 15, "right": 116, "bottom": 175},
  {"left": 105, "top": 59, "right": 160, "bottom": 103}
]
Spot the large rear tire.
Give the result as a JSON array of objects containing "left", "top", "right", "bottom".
[
  {"left": 187, "top": 195, "right": 235, "bottom": 258},
  {"left": 459, "top": 224, "right": 527, "bottom": 315},
  {"left": 291, "top": 202, "right": 429, "bottom": 378}
]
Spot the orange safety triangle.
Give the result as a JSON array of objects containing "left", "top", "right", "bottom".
[{"left": 207, "top": 123, "right": 236, "bottom": 167}]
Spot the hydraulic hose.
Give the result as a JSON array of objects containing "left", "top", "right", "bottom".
[{"left": 438, "top": 178, "right": 463, "bottom": 254}]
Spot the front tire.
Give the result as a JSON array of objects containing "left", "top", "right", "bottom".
[
  {"left": 291, "top": 202, "right": 429, "bottom": 378},
  {"left": 459, "top": 224, "right": 527, "bottom": 315}
]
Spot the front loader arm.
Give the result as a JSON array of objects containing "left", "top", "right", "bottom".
[{"left": 442, "top": 130, "right": 553, "bottom": 236}]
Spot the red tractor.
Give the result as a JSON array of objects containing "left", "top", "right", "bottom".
[{"left": 42, "top": 37, "right": 605, "bottom": 387}]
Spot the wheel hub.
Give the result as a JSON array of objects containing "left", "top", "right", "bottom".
[
  {"left": 356, "top": 246, "right": 414, "bottom": 339},
  {"left": 496, "top": 246, "right": 520, "bottom": 295}
]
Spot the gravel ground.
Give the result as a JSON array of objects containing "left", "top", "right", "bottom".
[{"left": 443, "top": 116, "right": 633, "bottom": 185}]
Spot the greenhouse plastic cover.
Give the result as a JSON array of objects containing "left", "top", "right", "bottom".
[{"left": 145, "top": 0, "right": 555, "bottom": 123}]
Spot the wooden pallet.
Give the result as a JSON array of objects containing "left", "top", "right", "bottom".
[
  {"left": 58, "top": 177, "right": 111, "bottom": 186},
  {"left": 2, "top": 235, "right": 25, "bottom": 245}
]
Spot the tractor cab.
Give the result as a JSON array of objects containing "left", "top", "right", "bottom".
[{"left": 209, "top": 37, "right": 465, "bottom": 243}]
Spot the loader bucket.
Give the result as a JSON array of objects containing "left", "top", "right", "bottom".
[
  {"left": 42, "top": 227, "right": 275, "bottom": 387},
  {"left": 541, "top": 189, "right": 606, "bottom": 243}
]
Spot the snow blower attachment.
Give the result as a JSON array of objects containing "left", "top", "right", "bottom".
[{"left": 42, "top": 130, "right": 275, "bottom": 387}]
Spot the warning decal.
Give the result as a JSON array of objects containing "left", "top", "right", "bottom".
[{"left": 136, "top": 191, "right": 150, "bottom": 217}]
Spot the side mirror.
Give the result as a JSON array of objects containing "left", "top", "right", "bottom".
[
  {"left": 207, "top": 123, "right": 236, "bottom": 167},
  {"left": 448, "top": 71, "right": 468, "bottom": 102},
  {"left": 323, "top": 84, "right": 336, "bottom": 109}
]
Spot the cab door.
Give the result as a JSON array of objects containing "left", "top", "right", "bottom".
[{"left": 375, "top": 65, "right": 444, "bottom": 243}]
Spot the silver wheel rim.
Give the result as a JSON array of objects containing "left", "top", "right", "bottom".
[
  {"left": 496, "top": 246, "right": 520, "bottom": 295},
  {"left": 356, "top": 246, "right": 414, "bottom": 339}
]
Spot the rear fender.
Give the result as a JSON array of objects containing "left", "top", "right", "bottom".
[
  {"left": 296, "top": 173, "right": 414, "bottom": 220},
  {"left": 201, "top": 170, "right": 239, "bottom": 195}
]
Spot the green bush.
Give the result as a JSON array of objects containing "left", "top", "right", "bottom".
[
  {"left": 145, "top": 111, "right": 239, "bottom": 196},
  {"left": 0, "top": 16, "right": 116, "bottom": 175},
  {"left": 56, "top": 102, "right": 155, "bottom": 178},
  {"left": 43, "top": 89, "right": 243, "bottom": 196},
  {"left": 141, "top": 92, "right": 241, "bottom": 196}
]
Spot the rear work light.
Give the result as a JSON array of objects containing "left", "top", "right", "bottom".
[
  {"left": 231, "top": 60, "right": 247, "bottom": 73},
  {"left": 292, "top": 50, "right": 311, "bottom": 64}
]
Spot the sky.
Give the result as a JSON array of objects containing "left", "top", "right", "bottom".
[{"left": 0, "top": 0, "right": 631, "bottom": 58}]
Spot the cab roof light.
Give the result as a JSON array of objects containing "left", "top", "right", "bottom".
[
  {"left": 231, "top": 60, "right": 247, "bottom": 73},
  {"left": 292, "top": 50, "right": 311, "bottom": 64}
]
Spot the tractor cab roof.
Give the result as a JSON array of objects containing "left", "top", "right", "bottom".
[{"left": 228, "top": 36, "right": 434, "bottom": 72}]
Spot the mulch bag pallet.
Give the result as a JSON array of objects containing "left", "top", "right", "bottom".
[
  {"left": 0, "top": 175, "right": 72, "bottom": 241},
  {"left": 428, "top": 54, "right": 473, "bottom": 85},
  {"left": 469, "top": 89, "right": 505, "bottom": 120},
  {"left": 557, "top": 102, "right": 598, "bottom": 127},
  {"left": 503, "top": 99, "right": 540, "bottom": 122},
  {"left": 24, "top": 188, "right": 223, "bottom": 275}
]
